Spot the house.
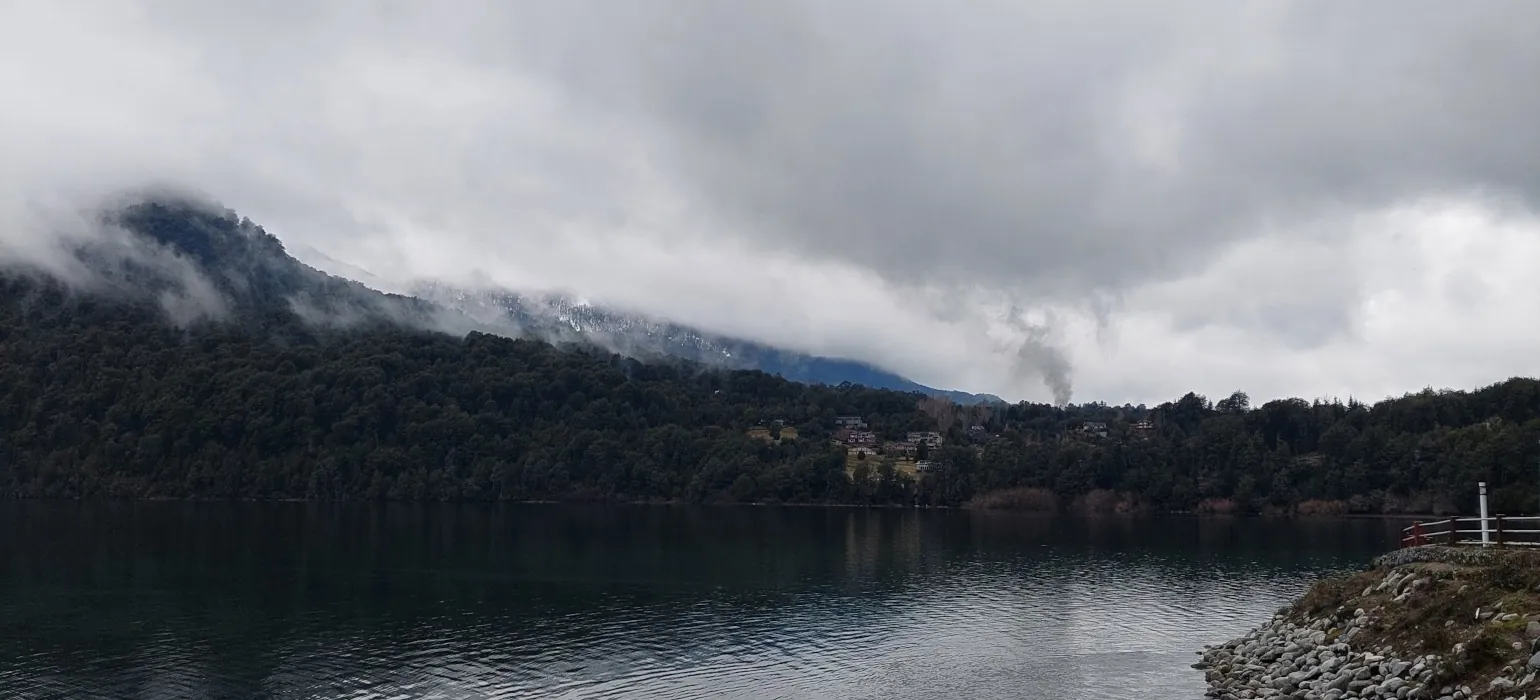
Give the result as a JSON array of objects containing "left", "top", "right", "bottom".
[
  {"left": 1131, "top": 419, "right": 1155, "bottom": 432},
  {"left": 906, "top": 431, "right": 943, "bottom": 448},
  {"left": 842, "top": 430, "right": 878, "bottom": 446},
  {"left": 835, "top": 415, "right": 869, "bottom": 430},
  {"left": 968, "top": 425, "right": 987, "bottom": 435},
  {"left": 884, "top": 441, "right": 918, "bottom": 456},
  {"left": 915, "top": 460, "right": 939, "bottom": 473},
  {"left": 746, "top": 426, "right": 774, "bottom": 442},
  {"left": 779, "top": 426, "right": 799, "bottom": 441},
  {"left": 1077, "top": 422, "right": 1109, "bottom": 439}
]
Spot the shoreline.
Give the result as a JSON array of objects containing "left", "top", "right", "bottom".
[
  {"left": 0, "top": 495, "right": 1457, "bottom": 519},
  {"left": 1199, "top": 546, "right": 1540, "bottom": 699}
]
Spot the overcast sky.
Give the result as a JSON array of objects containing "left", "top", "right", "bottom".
[{"left": 3, "top": 1, "right": 1539, "bottom": 405}]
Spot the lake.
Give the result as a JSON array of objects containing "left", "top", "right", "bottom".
[{"left": 0, "top": 504, "right": 1403, "bottom": 699}]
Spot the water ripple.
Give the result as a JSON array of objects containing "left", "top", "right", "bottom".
[{"left": 0, "top": 505, "right": 1393, "bottom": 700}]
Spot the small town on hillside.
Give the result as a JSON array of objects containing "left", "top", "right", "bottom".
[{"left": 744, "top": 406, "right": 1166, "bottom": 482}]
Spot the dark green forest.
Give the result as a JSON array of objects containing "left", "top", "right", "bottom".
[
  {"left": 3, "top": 200, "right": 1540, "bottom": 514},
  {"left": 4, "top": 268, "right": 1540, "bottom": 514}
]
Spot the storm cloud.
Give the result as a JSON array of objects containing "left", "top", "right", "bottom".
[{"left": 2, "top": 1, "right": 1539, "bottom": 403}]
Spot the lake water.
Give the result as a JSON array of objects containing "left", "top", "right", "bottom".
[{"left": 0, "top": 504, "right": 1403, "bottom": 700}]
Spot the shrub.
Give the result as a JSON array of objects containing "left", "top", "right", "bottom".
[
  {"left": 1297, "top": 499, "right": 1349, "bottom": 517},
  {"left": 1197, "top": 498, "right": 1239, "bottom": 515},
  {"left": 965, "top": 487, "right": 1058, "bottom": 512}
]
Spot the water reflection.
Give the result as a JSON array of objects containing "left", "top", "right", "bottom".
[{"left": 0, "top": 504, "right": 1401, "bottom": 699}]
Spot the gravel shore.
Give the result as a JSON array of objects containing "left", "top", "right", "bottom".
[{"left": 1198, "top": 547, "right": 1540, "bottom": 700}]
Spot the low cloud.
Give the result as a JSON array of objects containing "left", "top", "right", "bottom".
[
  {"left": 2, "top": 1, "right": 1538, "bottom": 403},
  {"left": 1086, "top": 198, "right": 1540, "bottom": 404},
  {"left": 0, "top": 197, "right": 231, "bottom": 326}
]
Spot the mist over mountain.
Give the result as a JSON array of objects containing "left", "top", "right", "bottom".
[
  {"left": 63, "top": 197, "right": 494, "bottom": 338},
  {"left": 24, "top": 195, "right": 999, "bottom": 403},
  {"left": 410, "top": 282, "right": 1005, "bottom": 405},
  {"left": 9, "top": 193, "right": 1540, "bottom": 516}
]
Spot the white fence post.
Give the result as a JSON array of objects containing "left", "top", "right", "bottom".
[{"left": 1480, "top": 481, "right": 1491, "bottom": 546}]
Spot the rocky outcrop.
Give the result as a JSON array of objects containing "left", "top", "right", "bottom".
[
  {"left": 1198, "top": 611, "right": 1466, "bottom": 699},
  {"left": 1199, "top": 547, "right": 1540, "bottom": 700}
]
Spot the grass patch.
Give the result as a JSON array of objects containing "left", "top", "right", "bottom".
[
  {"left": 1292, "top": 569, "right": 1381, "bottom": 619},
  {"left": 1311, "top": 551, "right": 1540, "bottom": 690},
  {"left": 1478, "top": 553, "right": 1540, "bottom": 592},
  {"left": 1429, "top": 627, "right": 1513, "bottom": 687}
]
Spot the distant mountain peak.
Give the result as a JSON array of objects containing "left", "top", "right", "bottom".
[{"left": 112, "top": 198, "right": 285, "bottom": 268}]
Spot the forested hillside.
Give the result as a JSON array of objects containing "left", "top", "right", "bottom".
[
  {"left": 3, "top": 200, "right": 1539, "bottom": 513},
  {"left": 4, "top": 265, "right": 1540, "bottom": 512}
]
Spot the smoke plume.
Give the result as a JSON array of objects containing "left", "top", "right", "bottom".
[{"left": 1004, "top": 307, "right": 1073, "bottom": 406}]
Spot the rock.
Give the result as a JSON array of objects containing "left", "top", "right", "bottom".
[{"left": 1197, "top": 556, "right": 1540, "bottom": 700}]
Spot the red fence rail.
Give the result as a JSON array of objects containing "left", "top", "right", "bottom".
[{"left": 1400, "top": 516, "right": 1540, "bottom": 548}]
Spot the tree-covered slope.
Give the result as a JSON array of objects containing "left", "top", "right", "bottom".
[
  {"left": 0, "top": 271, "right": 933, "bottom": 502},
  {"left": 3, "top": 198, "right": 1539, "bottom": 511}
]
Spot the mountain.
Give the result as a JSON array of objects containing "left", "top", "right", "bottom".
[
  {"left": 8, "top": 195, "right": 1540, "bottom": 515},
  {"left": 410, "top": 283, "right": 1006, "bottom": 405},
  {"left": 52, "top": 196, "right": 1002, "bottom": 403},
  {"left": 92, "top": 198, "right": 456, "bottom": 331}
]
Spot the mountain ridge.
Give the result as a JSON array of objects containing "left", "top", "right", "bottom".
[
  {"left": 66, "top": 196, "right": 1004, "bottom": 404},
  {"left": 6, "top": 195, "right": 1540, "bottom": 516},
  {"left": 409, "top": 280, "right": 1006, "bottom": 405}
]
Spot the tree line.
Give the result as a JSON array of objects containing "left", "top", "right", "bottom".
[{"left": 3, "top": 271, "right": 1539, "bottom": 514}]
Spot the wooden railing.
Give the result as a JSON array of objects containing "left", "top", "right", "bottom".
[{"left": 1400, "top": 516, "right": 1540, "bottom": 548}]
